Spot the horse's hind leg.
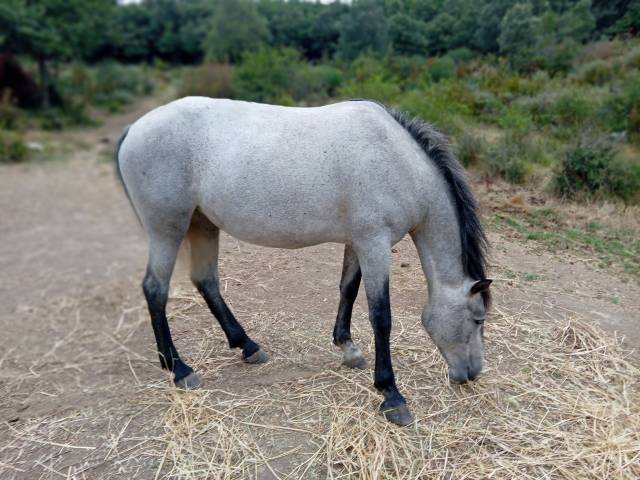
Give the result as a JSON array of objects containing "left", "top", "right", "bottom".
[
  {"left": 333, "top": 245, "right": 368, "bottom": 369},
  {"left": 144, "top": 228, "right": 202, "bottom": 390},
  {"left": 188, "top": 212, "right": 267, "bottom": 364}
]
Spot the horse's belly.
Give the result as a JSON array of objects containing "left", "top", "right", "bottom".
[
  {"left": 202, "top": 207, "right": 347, "bottom": 248},
  {"left": 197, "top": 186, "right": 349, "bottom": 248}
]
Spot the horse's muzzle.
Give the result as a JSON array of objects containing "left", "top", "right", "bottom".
[{"left": 449, "top": 363, "right": 482, "bottom": 384}]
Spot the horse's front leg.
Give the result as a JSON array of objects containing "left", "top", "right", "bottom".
[{"left": 353, "top": 239, "right": 413, "bottom": 426}]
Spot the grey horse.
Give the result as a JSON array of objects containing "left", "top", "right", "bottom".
[{"left": 116, "top": 97, "right": 492, "bottom": 426}]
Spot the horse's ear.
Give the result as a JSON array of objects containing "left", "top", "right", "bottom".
[{"left": 470, "top": 279, "right": 492, "bottom": 295}]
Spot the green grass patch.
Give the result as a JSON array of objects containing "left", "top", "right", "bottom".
[{"left": 489, "top": 209, "right": 640, "bottom": 280}]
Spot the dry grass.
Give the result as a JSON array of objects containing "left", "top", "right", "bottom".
[
  {"left": 120, "top": 290, "right": 640, "bottom": 479},
  {"left": 2, "top": 281, "right": 638, "bottom": 479}
]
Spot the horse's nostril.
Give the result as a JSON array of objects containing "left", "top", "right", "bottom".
[
  {"left": 449, "top": 370, "right": 469, "bottom": 384},
  {"left": 468, "top": 365, "right": 483, "bottom": 381}
]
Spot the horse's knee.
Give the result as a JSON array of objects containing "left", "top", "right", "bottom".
[{"left": 143, "top": 271, "right": 167, "bottom": 310}]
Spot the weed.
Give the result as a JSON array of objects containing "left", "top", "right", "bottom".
[{"left": 0, "top": 130, "right": 28, "bottom": 162}]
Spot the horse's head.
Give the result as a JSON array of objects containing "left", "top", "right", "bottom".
[{"left": 422, "top": 279, "right": 492, "bottom": 384}]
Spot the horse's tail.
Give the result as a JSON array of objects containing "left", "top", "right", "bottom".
[{"left": 115, "top": 124, "right": 142, "bottom": 225}]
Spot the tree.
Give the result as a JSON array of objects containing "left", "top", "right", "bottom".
[
  {"left": 474, "top": 0, "right": 512, "bottom": 53},
  {"left": 338, "top": 0, "right": 390, "bottom": 61},
  {"left": 203, "top": 0, "right": 269, "bottom": 63},
  {"left": 498, "top": 2, "right": 541, "bottom": 71},
  {"left": 389, "top": 14, "right": 429, "bottom": 55},
  {"left": 608, "top": 0, "right": 640, "bottom": 36},
  {"left": 0, "top": 0, "right": 113, "bottom": 108},
  {"left": 560, "top": 0, "right": 596, "bottom": 42}
]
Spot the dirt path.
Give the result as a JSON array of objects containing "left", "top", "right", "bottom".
[{"left": 0, "top": 99, "right": 638, "bottom": 479}]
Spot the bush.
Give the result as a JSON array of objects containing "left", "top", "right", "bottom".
[
  {"left": 235, "top": 47, "right": 302, "bottom": 103},
  {"left": 0, "top": 130, "right": 28, "bottom": 163},
  {"left": 552, "top": 91, "right": 597, "bottom": 127},
  {"left": 397, "top": 83, "right": 472, "bottom": 134},
  {"left": 0, "top": 93, "right": 26, "bottom": 130},
  {"left": 178, "top": 64, "right": 235, "bottom": 99},
  {"left": 574, "top": 59, "right": 616, "bottom": 85},
  {"left": 91, "top": 63, "right": 154, "bottom": 111},
  {"left": 455, "top": 131, "right": 486, "bottom": 167},
  {"left": 622, "top": 45, "right": 640, "bottom": 70},
  {"left": 552, "top": 137, "right": 639, "bottom": 203},
  {"left": 603, "top": 75, "right": 640, "bottom": 141},
  {"left": 485, "top": 132, "right": 540, "bottom": 183},
  {"left": 539, "top": 38, "right": 580, "bottom": 74},
  {"left": 292, "top": 64, "right": 343, "bottom": 104},
  {"left": 426, "top": 56, "right": 456, "bottom": 83},
  {"left": 470, "top": 89, "right": 505, "bottom": 119},
  {"left": 337, "top": 54, "right": 402, "bottom": 102},
  {"left": 498, "top": 104, "right": 534, "bottom": 132},
  {"left": 56, "top": 63, "right": 155, "bottom": 116},
  {"left": 339, "top": 75, "right": 401, "bottom": 103},
  {"left": 386, "top": 56, "right": 428, "bottom": 90},
  {"left": 448, "top": 47, "right": 474, "bottom": 64}
]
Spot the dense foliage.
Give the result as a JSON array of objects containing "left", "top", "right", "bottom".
[
  {"left": 1, "top": 0, "right": 638, "bottom": 68},
  {"left": 0, "top": 0, "right": 639, "bottom": 202}
]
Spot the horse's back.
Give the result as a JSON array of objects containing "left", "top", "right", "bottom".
[{"left": 118, "top": 97, "right": 430, "bottom": 247}]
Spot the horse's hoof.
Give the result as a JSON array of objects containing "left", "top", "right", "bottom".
[
  {"left": 243, "top": 348, "right": 268, "bottom": 364},
  {"left": 174, "top": 372, "right": 203, "bottom": 390},
  {"left": 381, "top": 402, "right": 414, "bottom": 426},
  {"left": 342, "top": 355, "right": 368, "bottom": 369}
]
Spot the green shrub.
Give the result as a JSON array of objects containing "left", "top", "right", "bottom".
[
  {"left": 387, "top": 56, "right": 428, "bottom": 89},
  {"left": 0, "top": 94, "right": 26, "bottom": 131},
  {"left": 0, "top": 130, "right": 28, "bottom": 163},
  {"left": 552, "top": 137, "right": 639, "bottom": 203},
  {"left": 603, "top": 75, "right": 640, "bottom": 141},
  {"left": 90, "top": 63, "right": 154, "bottom": 111},
  {"left": 56, "top": 62, "right": 155, "bottom": 116},
  {"left": 338, "top": 75, "right": 401, "bottom": 103},
  {"left": 448, "top": 47, "right": 474, "bottom": 64},
  {"left": 552, "top": 91, "right": 597, "bottom": 127},
  {"left": 470, "top": 90, "right": 505, "bottom": 119},
  {"left": 397, "top": 83, "right": 472, "bottom": 134},
  {"left": 455, "top": 131, "right": 486, "bottom": 167},
  {"left": 622, "top": 45, "right": 640, "bottom": 70},
  {"left": 235, "top": 47, "right": 302, "bottom": 103},
  {"left": 574, "top": 59, "right": 616, "bottom": 85},
  {"left": 498, "top": 104, "right": 534, "bottom": 132},
  {"left": 539, "top": 38, "right": 580, "bottom": 74},
  {"left": 426, "top": 56, "right": 456, "bottom": 83},
  {"left": 606, "top": 155, "right": 640, "bottom": 204},
  {"left": 292, "top": 64, "right": 343, "bottom": 104},
  {"left": 178, "top": 63, "right": 235, "bottom": 99},
  {"left": 485, "top": 133, "right": 539, "bottom": 183}
]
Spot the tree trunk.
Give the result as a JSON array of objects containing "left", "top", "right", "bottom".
[{"left": 38, "top": 57, "right": 50, "bottom": 109}]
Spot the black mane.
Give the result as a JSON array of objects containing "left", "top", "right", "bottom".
[{"left": 354, "top": 100, "right": 490, "bottom": 308}]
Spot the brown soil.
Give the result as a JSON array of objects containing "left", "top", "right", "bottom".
[{"left": 0, "top": 99, "right": 638, "bottom": 479}]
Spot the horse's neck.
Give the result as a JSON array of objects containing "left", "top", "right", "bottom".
[{"left": 412, "top": 205, "right": 466, "bottom": 299}]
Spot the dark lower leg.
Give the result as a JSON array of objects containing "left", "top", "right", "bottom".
[
  {"left": 369, "top": 280, "right": 405, "bottom": 409},
  {"left": 333, "top": 246, "right": 367, "bottom": 368},
  {"left": 143, "top": 270, "right": 193, "bottom": 382},
  {"left": 195, "top": 276, "right": 260, "bottom": 359},
  {"left": 333, "top": 246, "right": 361, "bottom": 346}
]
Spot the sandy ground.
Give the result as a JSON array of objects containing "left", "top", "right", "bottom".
[{"left": 0, "top": 98, "right": 638, "bottom": 479}]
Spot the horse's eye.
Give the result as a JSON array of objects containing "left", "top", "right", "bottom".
[{"left": 474, "top": 318, "right": 485, "bottom": 325}]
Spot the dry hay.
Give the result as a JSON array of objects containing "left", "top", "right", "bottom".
[
  {"left": 2, "top": 284, "right": 638, "bottom": 479},
  {"left": 130, "top": 291, "right": 640, "bottom": 480}
]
